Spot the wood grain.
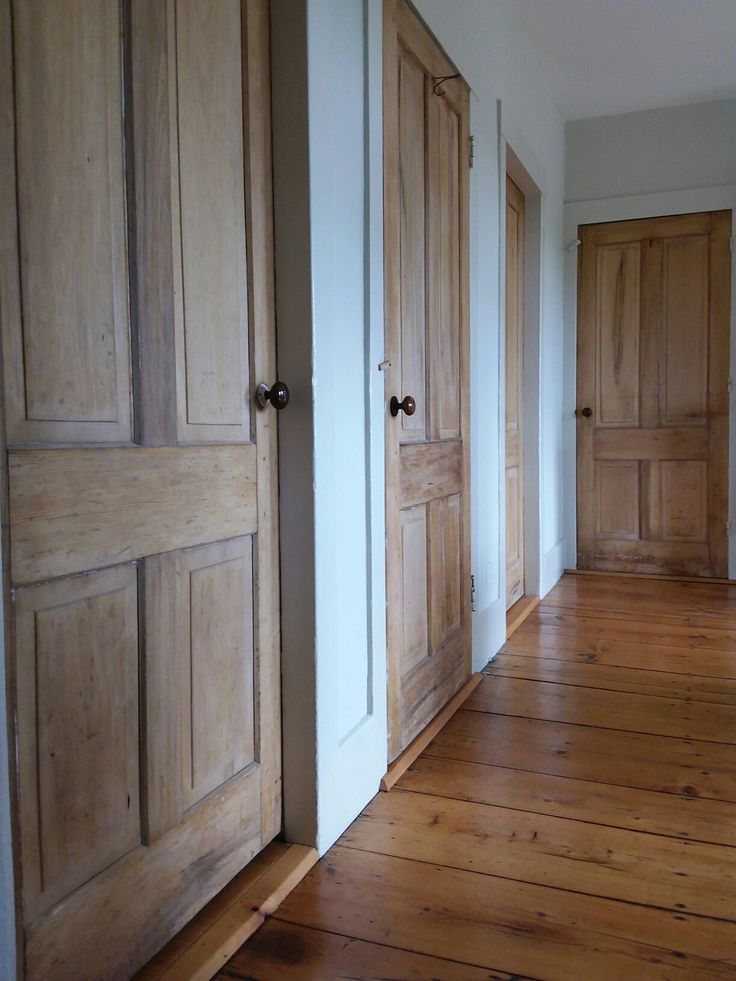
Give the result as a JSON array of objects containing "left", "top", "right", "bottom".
[
  {"left": 486, "top": 651, "right": 736, "bottom": 704},
  {"left": 219, "top": 919, "right": 527, "bottom": 981},
  {"left": 505, "top": 175, "right": 525, "bottom": 608},
  {"left": 428, "top": 709, "right": 736, "bottom": 801},
  {"left": 9, "top": 444, "right": 257, "bottom": 584},
  {"left": 576, "top": 211, "right": 730, "bottom": 576},
  {"left": 140, "top": 843, "right": 318, "bottom": 981},
  {"left": 384, "top": 0, "right": 471, "bottom": 760},
  {"left": 344, "top": 790, "right": 736, "bottom": 920},
  {"left": 399, "top": 755, "right": 736, "bottom": 847},
  {"left": 220, "top": 573, "right": 736, "bottom": 979},
  {"left": 0, "top": 0, "right": 132, "bottom": 445},
  {"left": 274, "top": 847, "right": 736, "bottom": 981},
  {"left": 4, "top": 3, "right": 284, "bottom": 978}
]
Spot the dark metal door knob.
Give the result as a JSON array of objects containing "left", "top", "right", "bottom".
[
  {"left": 390, "top": 394, "right": 416, "bottom": 417},
  {"left": 256, "top": 380, "right": 290, "bottom": 410},
  {"left": 580, "top": 406, "right": 592, "bottom": 418}
]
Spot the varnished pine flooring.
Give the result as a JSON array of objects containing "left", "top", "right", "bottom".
[{"left": 217, "top": 574, "right": 736, "bottom": 980}]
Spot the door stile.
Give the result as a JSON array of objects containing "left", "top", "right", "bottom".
[{"left": 383, "top": 0, "right": 403, "bottom": 759}]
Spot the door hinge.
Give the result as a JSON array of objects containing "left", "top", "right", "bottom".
[
  {"left": 470, "top": 574, "right": 477, "bottom": 612},
  {"left": 468, "top": 134, "right": 475, "bottom": 169},
  {"left": 728, "top": 520, "right": 733, "bottom": 536},
  {"left": 730, "top": 236, "right": 734, "bottom": 254},
  {"left": 729, "top": 376, "right": 733, "bottom": 394}
]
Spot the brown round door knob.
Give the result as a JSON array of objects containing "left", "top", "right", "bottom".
[
  {"left": 390, "top": 394, "right": 417, "bottom": 417},
  {"left": 580, "top": 406, "right": 592, "bottom": 418},
  {"left": 256, "top": 380, "right": 290, "bottom": 410}
]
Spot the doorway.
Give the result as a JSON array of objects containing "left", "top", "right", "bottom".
[{"left": 576, "top": 211, "right": 731, "bottom": 577}]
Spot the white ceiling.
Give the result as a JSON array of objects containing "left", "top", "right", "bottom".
[{"left": 510, "top": 0, "right": 736, "bottom": 120}]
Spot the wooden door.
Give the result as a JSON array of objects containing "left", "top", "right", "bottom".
[
  {"left": 384, "top": 0, "right": 471, "bottom": 761},
  {"left": 0, "top": 2, "right": 281, "bottom": 978},
  {"left": 577, "top": 211, "right": 731, "bottom": 577},
  {"left": 505, "top": 176, "right": 525, "bottom": 608}
]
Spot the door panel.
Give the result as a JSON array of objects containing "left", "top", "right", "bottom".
[
  {"left": 1, "top": 0, "right": 131, "bottom": 445},
  {"left": 384, "top": 0, "right": 471, "bottom": 760},
  {"left": 182, "top": 538, "right": 256, "bottom": 808},
  {"left": 577, "top": 211, "right": 731, "bottom": 577},
  {"left": 172, "top": 0, "right": 250, "bottom": 442},
  {"left": 0, "top": 2, "right": 281, "bottom": 978},
  {"left": 16, "top": 566, "right": 140, "bottom": 923},
  {"left": 505, "top": 176, "right": 525, "bottom": 608}
]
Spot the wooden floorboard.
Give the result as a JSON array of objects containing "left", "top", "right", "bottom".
[{"left": 217, "top": 573, "right": 736, "bottom": 980}]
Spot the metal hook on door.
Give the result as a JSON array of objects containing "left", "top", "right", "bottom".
[{"left": 432, "top": 73, "right": 459, "bottom": 96}]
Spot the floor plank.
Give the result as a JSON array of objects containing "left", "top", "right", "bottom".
[
  {"left": 219, "top": 574, "right": 736, "bottom": 979},
  {"left": 398, "top": 755, "right": 736, "bottom": 847},
  {"left": 218, "top": 919, "right": 527, "bottom": 980},
  {"left": 529, "top": 609, "right": 736, "bottom": 652},
  {"left": 506, "top": 621, "right": 736, "bottom": 678},
  {"left": 273, "top": 847, "right": 736, "bottom": 981},
  {"left": 485, "top": 652, "right": 736, "bottom": 704},
  {"left": 426, "top": 710, "right": 736, "bottom": 801},
  {"left": 465, "top": 675, "right": 736, "bottom": 743},
  {"left": 341, "top": 790, "right": 736, "bottom": 920}
]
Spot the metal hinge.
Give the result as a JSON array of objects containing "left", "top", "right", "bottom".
[
  {"left": 468, "top": 135, "right": 475, "bottom": 169},
  {"left": 729, "top": 376, "right": 733, "bottom": 394},
  {"left": 728, "top": 520, "right": 733, "bottom": 536},
  {"left": 730, "top": 236, "right": 734, "bottom": 254},
  {"left": 470, "top": 574, "right": 477, "bottom": 612}
]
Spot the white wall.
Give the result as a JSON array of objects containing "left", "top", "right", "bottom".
[
  {"left": 564, "top": 100, "right": 736, "bottom": 574},
  {"left": 271, "top": 0, "right": 387, "bottom": 855},
  {"left": 414, "top": 0, "right": 569, "bottom": 665},
  {"left": 566, "top": 99, "right": 736, "bottom": 202}
]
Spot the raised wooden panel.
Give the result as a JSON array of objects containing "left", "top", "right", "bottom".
[
  {"left": 181, "top": 539, "right": 256, "bottom": 809},
  {"left": 505, "top": 186, "right": 522, "bottom": 436},
  {"left": 506, "top": 467, "right": 522, "bottom": 569},
  {"left": 400, "top": 440, "right": 462, "bottom": 508},
  {"left": 661, "top": 461, "right": 708, "bottom": 543},
  {"left": 401, "top": 506, "right": 429, "bottom": 677},
  {"left": 16, "top": 566, "right": 140, "bottom": 922},
  {"left": 662, "top": 235, "right": 709, "bottom": 426},
  {"left": 429, "top": 495, "right": 462, "bottom": 653},
  {"left": 398, "top": 48, "right": 427, "bottom": 443},
  {"left": 0, "top": 0, "right": 131, "bottom": 444},
  {"left": 171, "top": 0, "right": 250, "bottom": 442},
  {"left": 430, "top": 96, "right": 461, "bottom": 441},
  {"left": 9, "top": 444, "right": 257, "bottom": 584},
  {"left": 595, "top": 461, "right": 640, "bottom": 540},
  {"left": 595, "top": 244, "right": 640, "bottom": 428}
]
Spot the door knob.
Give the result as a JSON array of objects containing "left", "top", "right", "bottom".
[
  {"left": 579, "top": 406, "right": 592, "bottom": 418},
  {"left": 256, "top": 380, "right": 290, "bottom": 410},
  {"left": 390, "top": 394, "right": 416, "bottom": 417}
]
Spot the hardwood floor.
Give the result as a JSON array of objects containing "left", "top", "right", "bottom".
[{"left": 217, "top": 574, "right": 736, "bottom": 980}]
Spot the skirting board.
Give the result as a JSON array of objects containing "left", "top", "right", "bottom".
[
  {"left": 565, "top": 569, "right": 736, "bottom": 587},
  {"left": 135, "top": 841, "right": 318, "bottom": 981},
  {"left": 506, "top": 594, "right": 540, "bottom": 639},
  {"left": 380, "top": 672, "right": 483, "bottom": 792}
]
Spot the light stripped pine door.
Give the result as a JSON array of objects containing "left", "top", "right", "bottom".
[
  {"left": 0, "top": 2, "right": 281, "bottom": 978},
  {"left": 577, "top": 211, "right": 731, "bottom": 577},
  {"left": 505, "top": 175, "right": 525, "bottom": 608},
  {"left": 384, "top": 0, "right": 471, "bottom": 761}
]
